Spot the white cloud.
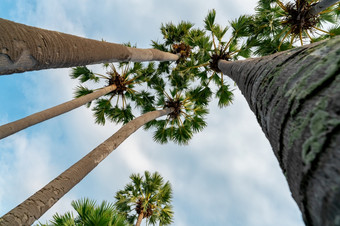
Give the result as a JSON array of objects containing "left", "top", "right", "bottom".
[
  {"left": 0, "top": 1, "right": 305, "bottom": 226},
  {"left": 0, "top": 133, "right": 55, "bottom": 213}
]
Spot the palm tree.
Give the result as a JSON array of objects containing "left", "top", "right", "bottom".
[
  {"left": 218, "top": 36, "right": 340, "bottom": 226},
  {"left": 152, "top": 10, "right": 260, "bottom": 114},
  {"left": 0, "top": 18, "right": 179, "bottom": 75},
  {"left": 114, "top": 171, "right": 173, "bottom": 226},
  {"left": 0, "top": 61, "right": 208, "bottom": 225},
  {"left": 0, "top": 62, "right": 148, "bottom": 140},
  {"left": 248, "top": 0, "right": 340, "bottom": 55},
  {"left": 0, "top": 108, "right": 173, "bottom": 226},
  {"left": 153, "top": 10, "right": 340, "bottom": 225},
  {"left": 39, "top": 198, "right": 130, "bottom": 226}
]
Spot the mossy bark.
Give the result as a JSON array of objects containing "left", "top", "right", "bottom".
[
  {"left": 218, "top": 37, "right": 340, "bottom": 226},
  {"left": 0, "top": 85, "right": 117, "bottom": 140},
  {"left": 0, "top": 108, "right": 173, "bottom": 226},
  {"left": 0, "top": 19, "right": 179, "bottom": 75}
]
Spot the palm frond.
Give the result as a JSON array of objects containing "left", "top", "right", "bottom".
[{"left": 70, "top": 66, "right": 99, "bottom": 83}]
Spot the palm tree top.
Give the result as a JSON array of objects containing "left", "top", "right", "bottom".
[
  {"left": 249, "top": 0, "right": 340, "bottom": 55},
  {"left": 114, "top": 171, "right": 174, "bottom": 226},
  {"left": 70, "top": 62, "right": 152, "bottom": 125},
  {"left": 39, "top": 198, "right": 130, "bottom": 226}
]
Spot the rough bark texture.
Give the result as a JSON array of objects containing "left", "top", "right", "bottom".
[
  {"left": 0, "top": 108, "right": 173, "bottom": 226},
  {"left": 0, "top": 85, "right": 117, "bottom": 140},
  {"left": 218, "top": 37, "right": 340, "bottom": 226},
  {"left": 0, "top": 18, "right": 179, "bottom": 75},
  {"left": 309, "top": 0, "right": 339, "bottom": 15}
]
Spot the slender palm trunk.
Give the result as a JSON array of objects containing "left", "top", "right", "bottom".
[
  {"left": 0, "top": 18, "right": 179, "bottom": 75},
  {"left": 309, "top": 0, "right": 339, "bottom": 16},
  {"left": 0, "top": 108, "right": 173, "bottom": 226},
  {"left": 0, "top": 85, "right": 117, "bottom": 140},
  {"left": 135, "top": 212, "right": 144, "bottom": 226},
  {"left": 218, "top": 37, "right": 340, "bottom": 226}
]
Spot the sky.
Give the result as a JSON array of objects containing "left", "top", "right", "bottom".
[{"left": 0, "top": 0, "right": 304, "bottom": 225}]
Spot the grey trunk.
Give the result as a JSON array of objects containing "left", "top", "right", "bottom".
[
  {"left": 218, "top": 37, "right": 340, "bottom": 226},
  {"left": 0, "top": 85, "right": 117, "bottom": 140},
  {"left": 309, "top": 0, "right": 339, "bottom": 16},
  {"left": 0, "top": 19, "right": 179, "bottom": 75},
  {"left": 0, "top": 108, "right": 173, "bottom": 225}
]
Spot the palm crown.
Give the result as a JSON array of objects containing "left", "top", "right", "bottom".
[
  {"left": 41, "top": 198, "right": 129, "bottom": 226},
  {"left": 71, "top": 61, "right": 155, "bottom": 125},
  {"left": 70, "top": 3, "right": 339, "bottom": 145},
  {"left": 248, "top": 0, "right": 340, "bottom": 55},
  {"left": 114, "top": 171, "right": 173, "bottom": 226}
]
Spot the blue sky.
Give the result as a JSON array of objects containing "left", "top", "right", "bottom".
[{"left": 0, "top": 1, "right": 304, "bottom": 225}]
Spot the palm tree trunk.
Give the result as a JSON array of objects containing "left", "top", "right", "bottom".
[
  {"left": 0, "top": 18, "right": 179, "bottom": 75},
  {"left": 0, "top": 108, "right": 173, "bottom": 226},
  {"left": 135, "top": 212, "right": 144, "bottom": 226},
  {"left": 0, "top": 85, "right": 117, "bottom": 140},
  {"left": 309, "top": 0, "right": 339, "bottom": 16},
  {"left": 218, "top": 36, "right": 340, "bottom": 226}
]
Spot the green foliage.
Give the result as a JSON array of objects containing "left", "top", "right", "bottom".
[
  {"left": 204, "top": 9, "right": 217, "bottom": 32},
  {"left": 71, "top": 66, "right": 99, "bottom": 83},
  {"left": 69, "top": 5, "right": 339, "bottom": 148},
  {"left": 114, "top": 171, "right": 174, "bottom": 226},
  {"left": 216, "top": 84, "right": 233, "bottom": 108},
  {"left": 74, "top": 85, "right": 94, "bottom": 107},
  {"left": 248, "top": 0, "right": 340, "bottom": 55},
  {"left": 160, "top": 21, "right": 194, "bottom": 45},
  {"left": 93, "top": 99, "right": 112, "bottom": 125},
  {"left": 39, "top": 198, "right": 129, "bottom": 226},
  {"left": 70, "top": 62, "right": 154, "bottom": 126},
  {"left": 109, "top": 105, "right": 134, "bottom": 124},
  {"left": 148, "top": 89, "right": 209, "bottom": 145}
]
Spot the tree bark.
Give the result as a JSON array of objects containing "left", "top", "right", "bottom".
[
  {"left": 0, "top": 18, "right": 179, "bottom": 75},
  {"left": 0, "top": 108, "right": 173, "bottom": 226},
  {"left": 0, "top": 85, "right": 117, "bottom": 140},
  {"left": 135, "top": 212, "right": 144, "bottom": 226},
  {"left": 218, "top": 36, "right": 340, "bottom": 226},
  {"left": 309, "top": 0, "right": 339, "bottom": 16}
]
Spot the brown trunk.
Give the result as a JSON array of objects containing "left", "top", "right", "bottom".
[
  {"left": 0, "top": 85, "right": 117, "bottom": 140},
  {"left": 218, "top": 37, "right": 340, "bottom": 226},
  {"left": 0, "top": 108, "right": 173, "bottom": 225},
  {"left": 135, "top": 212, "right": 144, "bottom": 226},
  {"left": 0, "top": 18, "right": 179, "bottom": 75}
]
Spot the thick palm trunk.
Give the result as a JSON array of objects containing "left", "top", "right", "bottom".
[
  {"left": 0, "top": 108, "right": 173, "bottom": 225},
  {"left": 135, "top": 212, "right": 144, "bottom": 226},
  {"left": 218, "top": 37, "right": 340, "bottom": 226},
  {"left": 309, "top": 0, "right": 339, "bottom": 15},
  {"left": 0, "top": 85, "right": 117, "bottom": 140},
  {"left": 0, "top": 18, "right": 179, "bottom": 75}
]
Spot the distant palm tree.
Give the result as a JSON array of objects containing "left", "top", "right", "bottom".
[
  {"left": 0, "top": 18, "right": 179, "bottom": 75},
  {"left": 114, "top": 171, "right": 173, "bottom": 226},
  {"left": 39, "top": 198, "right": 130, "bottom": 226}
]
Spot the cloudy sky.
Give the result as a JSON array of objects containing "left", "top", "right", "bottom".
[{"left": 0, "top": 0, "right": 304, "bottom": 225}]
